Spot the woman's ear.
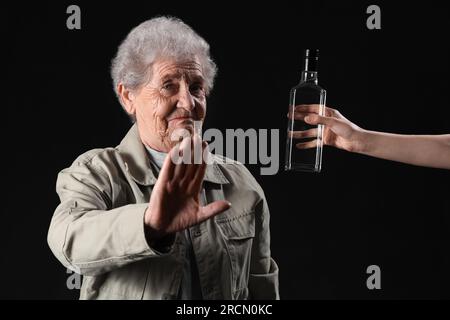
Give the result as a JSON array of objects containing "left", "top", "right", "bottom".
[{"left": 118, "top": 83, "right": 136, "bottom": 116}]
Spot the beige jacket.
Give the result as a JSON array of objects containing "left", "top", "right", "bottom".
[{"left": 47, "top": 124, "right": 279, "bottom": 300}]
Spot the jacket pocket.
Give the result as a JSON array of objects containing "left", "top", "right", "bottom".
[
  {"left": 216, "top": 211, "right": 255, "bottom": 296},
  {"left": 216, "top": 211, "right": 255, "bottom": 239}
]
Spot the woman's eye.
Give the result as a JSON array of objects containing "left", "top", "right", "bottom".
[
  {"left": 162, "top": 83, "right": 175, "bottom": 90},
  {"left": 190, "top": 84, "right": 204, "bottom": 95}
]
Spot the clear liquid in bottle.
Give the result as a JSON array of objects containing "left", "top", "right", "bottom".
[{"left": 285, "top": 49, "right": 326, "bottom": 173}]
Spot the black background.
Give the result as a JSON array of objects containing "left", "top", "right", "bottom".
[{"left": 2, "top": 1, "right": 449, "bottom": 299}]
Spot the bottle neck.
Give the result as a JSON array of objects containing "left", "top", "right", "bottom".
[{"left": 300, "top": 71, "right": 318, "bottom": 84}]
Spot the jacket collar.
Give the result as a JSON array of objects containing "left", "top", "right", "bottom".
[{"left": 117, "top": 124, "right": 229, "bottom": 186}]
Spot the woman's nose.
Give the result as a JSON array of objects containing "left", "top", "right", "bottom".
[{"left": 177, "top": 83, "right": 195, "bottom": 111}]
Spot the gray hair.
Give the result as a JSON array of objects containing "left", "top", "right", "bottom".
[{"left": 111, "top": 16, "right": 217, "bottom": 116}]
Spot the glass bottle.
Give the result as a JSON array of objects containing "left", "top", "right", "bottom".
[{"left": 285, "top": 49, "right": 326, "bottom": 172}]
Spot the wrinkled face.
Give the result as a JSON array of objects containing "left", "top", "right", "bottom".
[{"left": 133, "top": 57, "right": 207, "bottom": 152}]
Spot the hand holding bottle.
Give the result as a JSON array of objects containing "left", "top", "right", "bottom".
[
  {"left": 290, "top": 104, "right": 366, "bottom": 153},
  {"left": 290, "top": 104, "right": 450, "bottom": 170}
]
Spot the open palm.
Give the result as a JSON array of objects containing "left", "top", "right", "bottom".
[{"left": 144, "top": 136, "right": 230, "bottom": 239}]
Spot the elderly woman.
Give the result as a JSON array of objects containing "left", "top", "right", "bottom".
[{"left": 47, "top": 17, "right": 279, "bottom": 300}]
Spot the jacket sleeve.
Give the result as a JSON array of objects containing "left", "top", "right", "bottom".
[
  {"left": 47, "top": 155, "right": 173, "bottom": 277},
  {"left": 248, "top": 192, "right": 280, "bottom": 299}
]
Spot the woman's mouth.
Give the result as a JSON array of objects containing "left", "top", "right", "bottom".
[{"left": 169, "top": 116, "right": 193, "bottom": 122}]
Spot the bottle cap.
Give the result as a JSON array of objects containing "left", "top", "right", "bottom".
[
  {"left": 305, "top": 49, "right": 319, "bottom": 59},
  {"left": 303, "top": 49, "right": 319, "bottom": 71}
]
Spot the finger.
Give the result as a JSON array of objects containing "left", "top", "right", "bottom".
[
  {"left": 304, "top": 114, "right": 336, "bottom": 126},
  {"left": 201, "top": 140, "right": 209, "bottom": 164},
  {"left": 173, "top": 136, "right": 191, "bottom": 181},
  {"left": 294, "top": 104, "right": 337, "bottom": 118},
  {"left": 287, "top": 109, "right": 314, "bottom": 120},
  {"left": 295, "top": 140, "right": 318, "bottom": 149},
  {"left": 198, "top": 200, "right": 231, "bottom": 222},
  {"left": 292, "top": 112, "right": 312, "bottom": 121},
  {"left": 159, "top": 145, "right": 177, "bottom": 182},
  {"left": 287, "top": 106, "right": 295, "bottom": 119},
  {"left": 294, "top": 104, "right": 322, "bottom": 114},
  {"left": 288, "top": 111, "right": 314, "bottom": 120},
  {"left": 188, "top": 142, "right": 208, "bottom": 194},
  {"left": 189, "top": 162, "right": 207, "bottom": 195},
  {"left": 288, "top": 128, "right": 318, "bottom": 139},
  {"left": 181, "top": 135, "right": 202, "bottom": 188},
  {"left": 192, "top": 133, "right": 203, "bottom": 165}
]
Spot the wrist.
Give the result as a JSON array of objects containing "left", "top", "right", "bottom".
[
  {"left": 144, "top": 222, "right": 175, "bottom": 253},
  {"left": 144, "top": 207, "right": 166, "bottom": 240},
  {"left": 354, "top": 128, "right": 375, "bottom": 155},
  {"left": 144, "top": 224, "right": 166, "bottom": 241}
]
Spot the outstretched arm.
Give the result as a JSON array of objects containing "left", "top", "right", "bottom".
[
  {"left": 357, "top": 131, "right": 450, "bottom": 170},
  {"left": 290, "top": 104, "right": 450, "bottom": 170}
]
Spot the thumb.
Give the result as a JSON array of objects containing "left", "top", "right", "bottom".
[{"left": 199, "top": 200, "right": 231, "bottom": 222}]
